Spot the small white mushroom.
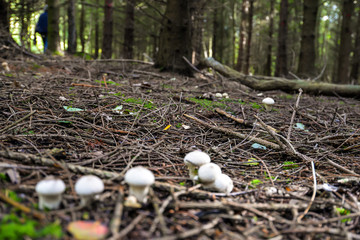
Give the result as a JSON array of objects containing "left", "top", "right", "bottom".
[
  {"left": 75, "top": 175, "right": 104, "bottom": 206},
  {"left": 222, "top": 93, "right": 229, "bottom": 99},
  {"left": 184, "top": 150, "right": 211, "bottom": 181},
  {"left": 212, "top": 174, "right": 233, "bottom": 194},
  {"left": 198, "top": 163, "right": 222, "bottom": 189},
  {"left": 215, "top": 93, "right": 223, "bottom": 98},
  {"left": 262, "top": 97, "right": 275, "bottom": 111},
  {"left": 35, "top": 177, "right": 66, "bottom": 210},
  {"left": 2, "top": 62, "right": 10, "bottom": 72},
  {"left": 124, "top": 166, "right": 155, "bottom": 203}
]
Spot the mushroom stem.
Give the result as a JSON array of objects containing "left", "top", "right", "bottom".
[
  {"left": 79, "top": 195, "right": 94, "bottom": 207},
  {"left": 129, "top": 185, "right": 151, "bottom": 203},
  {"left": 38, "top": 194, "right": 63, "bottom": 210},
  {"left": 187, "top": 165, "right": 197, "bottom": 181}
]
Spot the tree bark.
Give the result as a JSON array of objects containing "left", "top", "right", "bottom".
[
  {"left": 350, "top": 1, "right": 360, "bottom": 83},
  {"left": 298, "top": 0, "right": 319, "bottom": 78},
  {"left": 47, "top": 0, "right": 61, "bottom": 53},
  {"left": 275, "top": 0, "right": 288, "bottom": 77},
  {"left": 202, "top": 58, "right": 360, "bottom": 98},
  {"left": 94, "top": 0, "right": 100, "bottom": 59},
  {"left": 264, "top": 0, "right": 275, "bottom": 76},
  {"left": 0, "top": 0, "right": 9, "bottom": 33},
  {"left": 189, "top": 0, "right": 206, "bottom": 65},
  {"left": 79, "top": 2, "right": 85, "bottom": 53},
  {"left": 123, "top": 0, "right": 135, "bottom": 59},
  {"left": 235, "top": 0, "right": 249, "bottom": 72},
  {"left": 67, "top": 0, "right": 77, "bottom": 54},
  {"left": 212, "top": 1, "right": 218, "bottom": 60},
  {"left": 155, "top": 0, "right": 205, "bottom": 74},
  {"left": 244, "top": 0, "right": 254, "bottom": 75},
  {"left": 336, "top": 0, "right": 354, "bottom": 84},
  {"left": 102, "top": 0, "right": 113, "bottom": 59}
]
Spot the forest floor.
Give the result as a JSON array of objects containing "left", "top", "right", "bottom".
[{"left": 0, "top": 53, "right": 360, "bottom": 240}]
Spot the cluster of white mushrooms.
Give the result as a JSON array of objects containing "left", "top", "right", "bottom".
[
  {"left": 184, "top": 150, "right": 233, "bottom": 194},
  {"left": 35, "top": 175, "right": 104, "bottom": 210},
  {"left": 35, "top": 150, "right": 232, "bottom": 210}
]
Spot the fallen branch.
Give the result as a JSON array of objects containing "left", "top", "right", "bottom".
[
  {"left": 184, "top": 114, "right": 281, "bottom": 150},
  {"left": 201, "top": 58, "right": 360, "bottom": 98},
  {"left": 0, "top": 191, "right": 45, "bottom": 220}
]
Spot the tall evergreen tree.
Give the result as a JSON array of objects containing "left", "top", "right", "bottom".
[
  {"left": 102, "top": 0, "right": 113, "bottom": 59},
  {"left": 244, "top": 0, "right": 254, "bottom": 74},
  {"left": 47, "top": 0, "right": 61, "bottom": 53},
  {"left": 123, "top": 0, "right": 135, "bottom": 59},
  {"left": 264, "top": 0, "right": 275, "bottom": 76},
  {"left": 337, "top": 0, "right": 354, "bottom": 84},
  {"left": 155, "top": 0, "right": 205, "bottom": 73},
  {"left": 236, "top": 0, "right": 250, "bottom": 72},
  {"left": 298, "top": 0, "right": 319, "bottom": 78},
  {"left": 275, "top": 0, "right": 288, "bottom": 77},
  {"left": 350, "top": 1, "right": 360, "bottom": 83},
  {"left": 94, "top": 0, "right": 100, "bottom": 59},
  {"left": 67, "top": 0, "right": 77, "bottom": 54},
  {"left": 79, "top": 2, "right": 85, "bottom": 52}
]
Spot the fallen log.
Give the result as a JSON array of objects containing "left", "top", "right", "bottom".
[{"left": 201, "top": 58, "right": 360, "bottom": 98}]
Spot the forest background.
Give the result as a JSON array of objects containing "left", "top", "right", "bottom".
[{"left": 2, "top": 0, "right": 360, "bottom": 85}]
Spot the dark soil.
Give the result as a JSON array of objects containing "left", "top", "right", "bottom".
[{"left": 1, "top": 53, "right": 360, "bottom": 240}]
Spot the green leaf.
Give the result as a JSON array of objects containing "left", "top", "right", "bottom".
[
  {"left": 250, "top": 179, "right": 263, "bottom": 187},
  {"left": 244, "top": 158, "right": 259, "bottom": 166},
  {"left": 63, "top": 106, "right": 84, "bottom": 112},
  {"left": 251, "top": 143, "right": 267, "bottom": 150},
  {"left": 282, "top": 161, "right": 299, "bottom": 170}
]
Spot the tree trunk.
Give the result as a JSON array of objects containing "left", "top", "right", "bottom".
[
  {"left": 189, "top": 0, "right": 206, "bottom": 65},
  {"left": 155, "top": 0, "right": 205, "bottom": 74},
  {"left": 264, "top": 0, "right": 274, "bottom": 76},
  {"left": 212, "top": 1, "right": 218, "bottom": 59},
  {"left": 94, "top": 0, "right": 100, "bottom": 59},
  {"left": 350, "top": 1, "right": 360, "bottom": 83},
  {"left": 275, "top": 0, "right": 288, "bottom": 77},
  {"left": 47, "top": 0, "right": 61, "bottom": 53},
  {"left": 236, "top": 0, "right": 249, "bottom": 72},
  {"left": 101, "top": 0, "right": 113, "bottom": 59},
  {"left": 67, "top": 0, "right": 77, "bottom": 54},
  {"left": 202, "top": 58, "right": 360, "bottom": 98},
  {"left": 297, "top": 0, "right": 319, "bottom": 78},
  {"left": 79, "top": 2, "right": 85, "bottom": 53},
  {"left": 336, "top": 0, "right": 354, "bottom": 84},
  {"left": 244, "top": 0, "right": 254, "bottom": 74},
  {"left": 0, "top": 0, "right": 9, "bottom": 33},
  {"left": 123, "top": 0, "right": 135, "bottom": 59},
  {"left": 19, "top": 0, "right": 26, "bottom": 47}
]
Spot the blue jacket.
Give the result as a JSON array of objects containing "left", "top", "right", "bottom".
[{"left": 35, "top": 12, "right": 48, "bottom": 34}]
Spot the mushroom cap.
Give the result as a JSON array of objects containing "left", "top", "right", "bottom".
[
  {"left": 36, "top": 177, "right": 66, "bottom": 195},
  {"left": 198, "top": 163, "right": 222, "bottom": 183},
  {"left": 124, "top": 166, "right": 155, "bottom": 186},
  {"left": 75, "top": 175, "right": 104, "bottom": 195},
  {"left": 213, "top": 174, "right": 233, "bottom": 194},
  {"left": 184, "top": 150, "right": 211, "bottom": 166},
  {"left": 262, "top": 97, "right": 275, "bottom": 105}
]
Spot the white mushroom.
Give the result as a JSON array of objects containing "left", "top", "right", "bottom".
[
  {"left": 124, "top": 166, "right": 155, "bottom": 203},
  {"left": 212, "top": 174, "right": 233, "bottom": 194},
  {"left": 2, "top": 62, "right": 10, "bottom": 72},
  {"left": 198, "top": 163, "right": 222, "bottom": 189},
  {"left": 35, "top": 177, "right": 66, "bottom": 210},
  {"left": 75, "top": 175, "right": 104, "bottom": 206},
  {"left": 184, "top": 150, "right": 211, "bottom": 181},
  {"left": 215, "top": 93, "right": 223, "bottom": 98},
  {"left": 262, "top": 97, "right": 275, "bottom": 111},
  {"left": 222, "top": 93, "right": 229, "bottom": 99}
]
